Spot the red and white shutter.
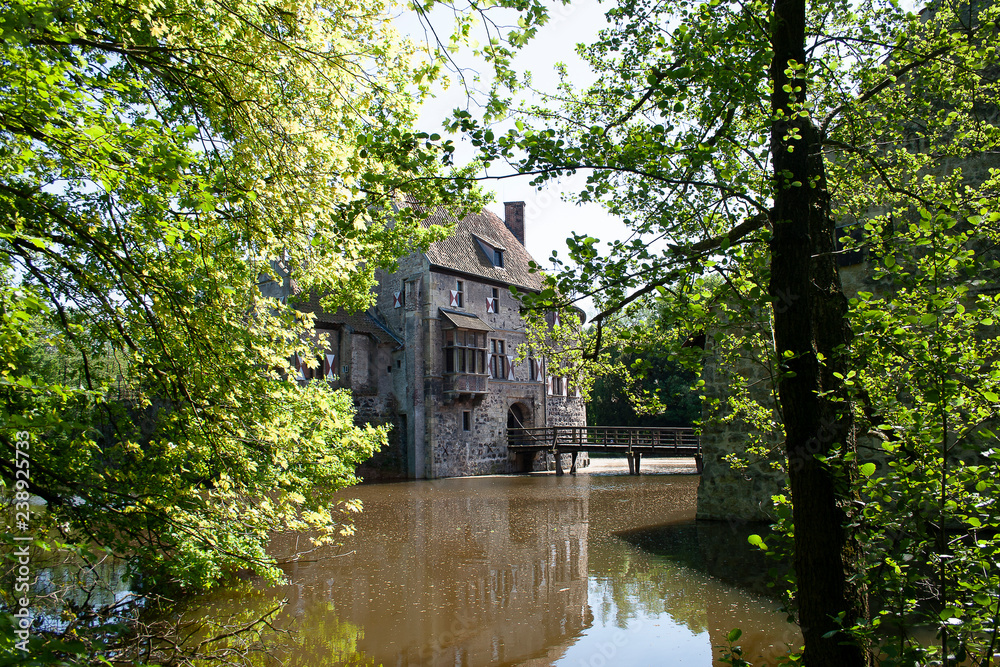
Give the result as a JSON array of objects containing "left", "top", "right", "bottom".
[
  {"left": 449, "top": 290, "right": 460, "bottom": 307},
  {"left": 393, "top": 291, "right": 403, "bottom": 308},
  {"left": 553, "top": 311, "right": 561, "bottom": 327},
  {"left": 486, "top": 297, "right": 496, "bottom": 314},
  {"left": 506, "top": 355, "right": 515, "bottom": 380},
  {"left": 293, "top": 354, "right": 306, "bottom": 381},
  {"left": 325, "top": 353, "right": 337, "bottom": 381}
]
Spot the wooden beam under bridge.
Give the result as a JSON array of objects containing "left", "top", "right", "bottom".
[{"left": 507, "top": 426, "right": 703, "bottom": 476}]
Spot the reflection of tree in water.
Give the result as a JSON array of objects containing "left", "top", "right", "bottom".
[
  {"left": 586, "top": 517, "right": 791, "bottom": 635},
  {"left": 9, "top": 549, "right": 136, "bottom": 632},
  {"left": 616, "top": 519, "right": 784, "bottom": 598},
  {"left": 0, "top": 540, "right": 374, "bottom": 666},
  {"left": 590, "top": 518, "right": 800, "bottom": 665},
  {"left": 589, "top": 546, "right": 710, "bottom": 636},
  {"left": 175, "top": 583, "right": 377, "bottom": 667}
]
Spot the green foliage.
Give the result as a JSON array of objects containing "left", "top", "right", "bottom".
[
  {"left": 847, "top": 205, "right": 1000, "bottom": 666},
  {"left": 586, "top": 302, "right": 701, "bottom": 428},
  {"left": 439, "top": 0, "right": 1000, "bottom": 661},
  {"left": 0, "top": 0, "right": 479, "bottom": 660}
]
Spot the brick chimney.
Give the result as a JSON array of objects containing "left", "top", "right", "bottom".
[{"left": 503, "top": 201, "right": 525, "bottom": 247}]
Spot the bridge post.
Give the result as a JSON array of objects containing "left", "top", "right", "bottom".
[
  {"left": 554, "top": 449, "right": 564, "bottom": 476},
  {"left": 626, "top": 452, "right": 634, "bottom": 475},
  {"left": 570, "top": 451, "right": 578, "bottom": 475},
  {"left": 695, "top": 455, "right": 704, "bottom": 474},
  {"left": 634, "top": 452, "right": 642, "bottom": 475}
]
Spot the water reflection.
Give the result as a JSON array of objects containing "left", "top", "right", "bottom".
[
  {"left": 616, "top": 519, "right": 783, "bottom": 598},
  {"left": 203, "top": 472, "right": 798, "bottom": 666}
]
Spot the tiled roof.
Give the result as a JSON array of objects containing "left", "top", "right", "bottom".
[
  {"left": 415, "top": 206, "right": 544, "bottom": 291},
  {"left": 440, "top": 309, "right": 494, "bottom": 332},
  {"left": 292, "top": 292, "right": 399, "bottom": 344}
]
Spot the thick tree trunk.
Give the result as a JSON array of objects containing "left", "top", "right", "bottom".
[{"left": 768, "top": 0, "right": 872, "bottom": 665}]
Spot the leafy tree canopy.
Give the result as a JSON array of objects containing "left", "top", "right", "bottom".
[
  {"left": 0, "top": 0, "right": 479, "bottom": 659},
  {"left": 424, "top": 0, "right": 1000, "bottom": 662},
  {"left": 585, "top": 300, "right": 701, "bottom": 428}
]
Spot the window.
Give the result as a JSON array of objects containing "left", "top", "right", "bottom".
[
  {"left": 473, "top": 235, "right": 507, "bottom": 269},
  {"left": 551, "top": 376, "right": 564, "bottom": 396},
  {"left": 529, "top": 357, "right": 540, "bottom": 382},
  {"left": 444, "top": 328, "right": 487, "bottom": 375},
  {"left": 463, "top": 411, "right": 472, "bottom": 431},
  {"left": 291, "top": 353, "right": 335, "bottom": 381},
  {"left": 490, "top": 339, "right": 510, "bottom": 380},
  {"left": 455, "top": 281, "right": 464, "bottom": 307}
]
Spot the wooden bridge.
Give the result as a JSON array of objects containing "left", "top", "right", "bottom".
[{"left": 507, "top": 426, "right": 702, "bottom": 476}]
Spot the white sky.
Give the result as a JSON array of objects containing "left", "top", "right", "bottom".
[{"left": 398, "top": 1, "right": 630, "bottom": 272}]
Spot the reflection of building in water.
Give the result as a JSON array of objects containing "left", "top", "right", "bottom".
[
  {"left": 203, "top": 475, "right": 801, "bottom": 667},
  {"left": 271, "top": 481, "right": 593, "bottom": 666}
]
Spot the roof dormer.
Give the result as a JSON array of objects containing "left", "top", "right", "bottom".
[{"left": 472, "top": 234, "right": 506, "bottom": 269}]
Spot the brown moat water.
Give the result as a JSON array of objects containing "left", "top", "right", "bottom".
[{"left": 198, "top": 460, "right": 800, "bottom": 666}]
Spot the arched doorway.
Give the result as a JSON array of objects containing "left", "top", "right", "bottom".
[
  {"left": 507, "top": 403, "right": 535, "bottom": 472},
  {"left": 507, "top": 404, "right": 525, "bottom": 429}
]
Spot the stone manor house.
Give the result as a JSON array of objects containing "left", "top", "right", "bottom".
[{"left": 273, "top": 201, "right": 587, "bottom": 479}]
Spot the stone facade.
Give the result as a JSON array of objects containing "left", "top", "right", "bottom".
[
  {"left": 696, "top": 333, "right": 786, "bottom": 522},
  {"left": 696, "top": 217, "right": 996, "bottom": 520},
  {"left": 695, "top": 248, "right": 888, "bottom": 522},
  {"left": 291, "top": 203, "right": 587, "bottom": 479}
]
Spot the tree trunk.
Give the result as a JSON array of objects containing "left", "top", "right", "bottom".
[{"left": 768, "top": 0, "right": 872, "bottom": 664}]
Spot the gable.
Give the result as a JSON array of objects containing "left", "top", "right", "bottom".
[{"left": 417, "top": 206, "right": 544, "bottom": 291}]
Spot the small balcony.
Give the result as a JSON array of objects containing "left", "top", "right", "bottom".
[{"left": 444, "top": 372, "right": 488, "bottom": 397}]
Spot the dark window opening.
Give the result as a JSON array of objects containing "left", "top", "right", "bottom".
[
  {"left": 444, "top": 328, "right": 488, "bottom": 378},
  {"left": 490, "top": 339, "right": 509, "bottom": 379}
]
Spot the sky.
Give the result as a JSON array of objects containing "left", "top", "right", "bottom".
[{"left": 397, "top": 0, "right": 631, "bottom": 272}]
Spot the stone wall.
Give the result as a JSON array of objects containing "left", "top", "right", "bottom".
[
  {"left": 695, "top": 259, "right": 900, "bottom": 521},
  {"left": 423, "top": 269, "right": 589, "bottom": 477},
  {"left": 354, "top": 343, "right": 408, "bottom": 479},
  {"left": 696, "top": 326, "right": 786, "bottom": 522}
]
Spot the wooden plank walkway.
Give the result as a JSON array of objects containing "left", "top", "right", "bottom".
[{"left": 507, "top": 426, "right": 702, "bottom": 476}]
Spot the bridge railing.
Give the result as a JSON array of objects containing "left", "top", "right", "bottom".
[{"left": 508, "top": 426, "right": 700, "bottom": 456}]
